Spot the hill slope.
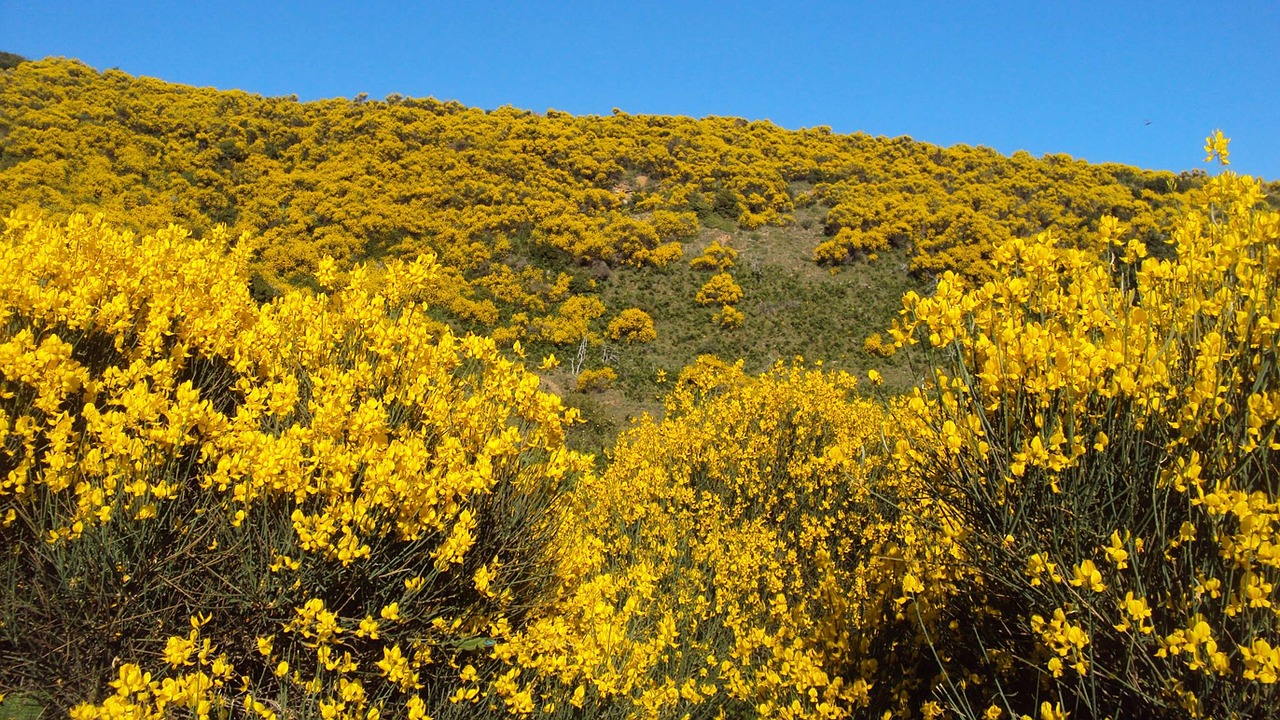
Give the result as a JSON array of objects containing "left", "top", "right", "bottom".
[
  {"left": 0, "top": 57, "right": 1242, "bottom": 447},
  {"left": 5, "top": 54, "right": 1280, "bottom": 720}
]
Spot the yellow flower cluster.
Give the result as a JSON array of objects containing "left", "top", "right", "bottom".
[
  {"left": 688, "top": 239, "right": 747, "bottom": 328},
  {"left": 714, "top": 304, "right": 745, "bottom": 329},
  {"left": 606, "top": 308, "right": 657, "bottom": 344},
  {"left": 695, "top": 272, "right": 744, "bottom": 306},
  {"left": 1, "top": 211, "right": 592, "bottom": 717},
  {"left": 68, "top": 617, "right": 241, "bottom": 719},
  {"left": 886, "top": 141, "right": 1280, "bottom": 716},
  {"left": 532, "top": 295, "right": 606, "bottom": 346},
  {"left": 499, "top": 357, "right": 930, "bottom": 719},
  {"left": 574, "top": 367, "right": 617, "bottom": 392},
  {"left": 0, "top": 57, "right": 1203, "bottom": 353},
  {"left": 689, "top": 239, "right": 738, "bottom": 271},
  {"left": 694, "top": 272, "right": 746, "bottom": 329},
  {"left": 813, "top": 226, "right": 888, "bottom": 266}
]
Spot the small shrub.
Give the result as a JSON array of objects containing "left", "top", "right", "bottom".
[
  {"left": 862, "top": 332, "right": 895, "bottom": 357},
  {"left": 575, "top": 367, "right": 617, "bottom": 392},
  {"left": 695, "top": 272, "right": 744, "bottom": 306},
  {"left": 714, "top": 304, "right": 744, "bottom": 329},
  {"left": 689, "top": 239, "right": 738, "bottom": 271},
  {"left": 606, "top": 308, "right": 657, "bottom": 344}
]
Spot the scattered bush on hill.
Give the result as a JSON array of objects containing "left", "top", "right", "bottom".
[
  {"left": 606, "top": 308, "right": 657, "bottom": 344},
  {"left": 695, "top": 273, "right": 744, "bottom": 306}
]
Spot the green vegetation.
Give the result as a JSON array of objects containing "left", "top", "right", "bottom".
[
  {"left": 0, "top": 53, "right": 25, "bottom": 71},
  {"left": 2, "top": 55, "right": 1280, "bottom": 720}
]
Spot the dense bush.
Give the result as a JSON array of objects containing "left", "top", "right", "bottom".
[
  {"left": 0, "top": 213, "right": 591, "bottom": 716},
  {"left": 689, "top": 240, "right": 738, "bottom": 272},
  {"left": 694, "top": 273, "right": 744, "bottom": 306},
  {"left": 888, "top": 150, "right": 1280, "bottom": 717},
  {"left": 499, "top": 357, "right": 932, "bottom": 719},
  {"left": 606, "top": 309, "right": 657, "bottom": 344},
  {"left": 574, "top": 367, "right": 617, "bottom": 392}
]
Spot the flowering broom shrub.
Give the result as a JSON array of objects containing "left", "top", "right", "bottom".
[
  {"left": 606, "top": 309, "right": 656, "bottom": 345},
  {"left": 499, "top": 357, "right": 939, "bottom": 720},
  {"left": 0, "top": 212, "right": 592, "bottom": 716},
  {"left": 689, "top": 240, "right": 738, "bottom": 272},
  {"left": 887, "top": 140, "right": 1280, "bottom": 718},
  {"left": 713, "top": 304, "right": 744, "bottom": 330},
  {"left": 694, "top": 273, "right": 743, "bottom": 307},
  {"left": 575, "top": 367, "right": 617, "bottom": 393}
]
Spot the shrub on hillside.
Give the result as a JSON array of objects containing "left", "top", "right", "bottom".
[
  {"left": 714, "top": 304, "right": 744, "bottom": 329},
  {"left": 606, "top": 308, "right": 656, "bottom": 344},
  {"left": 861, "top": 332, "right": 895, "bottom": 358},
  {"left": 499, "top": 358, "right": 930, "bottom": 719},
  {"left": 695, "top": 272, "right": 743, "bottom": 306},
  {"left": 648, "top": 210, "right": 700, "bottom": 242},
  {"left": 689, "top": 239, "right": 738, "bottom": 271},
  {"left": 574, "top": 367, "right": 617, "bottom": 392},
  {"left": 813, "top": 227, "right": 889, "bottom": 266},
  {"left": 887, "top": 145, "right": 1280, "bottom": 718},
  {"left": 0, "top": 213, "right": 590, "bottom": 716}
]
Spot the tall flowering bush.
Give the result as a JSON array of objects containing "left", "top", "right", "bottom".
[
  {"left": 0, "top": 212, "right": 591, "bottom": 717},
  {"left": 500, "top": 357, "right": 936, "bottom": 719},
  {"left": 888, "top": 142, "right": 1280, "bottom": 718}
]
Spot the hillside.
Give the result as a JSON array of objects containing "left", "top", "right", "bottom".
[
  {"left": 0, "top": 57, "right": 1235, "bottom": 451},
  {"left": 3, "top": 56, "right": 1280, "bottom": 720}
]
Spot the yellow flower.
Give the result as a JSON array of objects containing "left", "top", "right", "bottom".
[
  {"left": 375, "top": 645, "right": 420, "bottom": 691},
  {"left": 1070, "top": 559, "right": 1106, "bottom": 592},
  {"left": 163, "top": 633, "right": 196, "bottom": 667},
  {"left": 379, "top": 602, "right": 401, "bottom": 622},
  {"left": 473, "top": 564, "right": 497, "bottom": 598},
  {"left": 1204, "top": 128, "right": 1230, "bottom": 165},
  {"left": 1039, "top": 702, "right": 1069, "bottom": 720},
  {"left": 406, "top": 696, "right": 431, "bottom": 720},
  {"left": 108, "top": 663, "right": 152, "bottom": 697},
  {"left": 1104, "top": 530, "right": 1129, "bottom": 569},
  {"left": 901, "top": 573, "right": 925, "bottom": 594},
  {"left": 358, "top": 616, "right": 381, "bottom": 639},
  {"left": 316, "top": 255, "right": 340, "bottom": 287}
]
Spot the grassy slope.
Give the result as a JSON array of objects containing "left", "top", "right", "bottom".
[{"left": 549, "top": 201, "right": 926, "bottom": 457}]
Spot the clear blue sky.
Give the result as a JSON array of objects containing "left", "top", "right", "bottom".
[{"left": 3, "top": 1, "right": 1277, "bottom": 179}]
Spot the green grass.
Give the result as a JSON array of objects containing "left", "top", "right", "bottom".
[
  {"left": 0, "top": 694, "right": 46, "bottom": 720},
  {"left": 602, "top": 207, "right": 925, "bottom": 381},
  {"left": 550, "top": 202, "right": 928, "bottom": 453}
]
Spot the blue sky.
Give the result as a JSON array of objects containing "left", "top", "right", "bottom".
[{"left": 3, "top": 1, "right": 1277, "bottom": 178}]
